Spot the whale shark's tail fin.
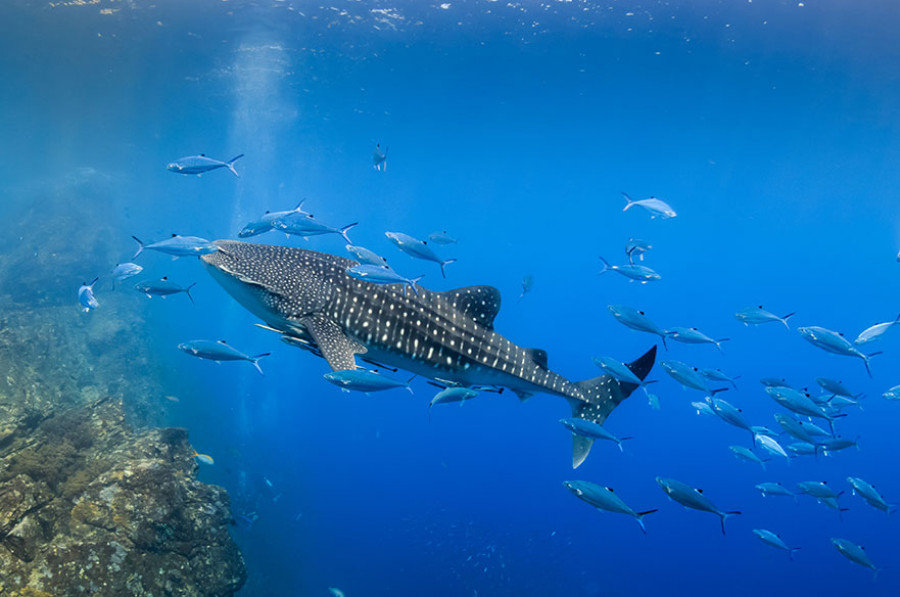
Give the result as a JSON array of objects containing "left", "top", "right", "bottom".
[{"left": 570, "top": 345, "right": 657, "bottom": 468}]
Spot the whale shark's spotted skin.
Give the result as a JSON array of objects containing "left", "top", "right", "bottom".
[{"left": 202, "top": 240, "right": 655, "bottom": 467}]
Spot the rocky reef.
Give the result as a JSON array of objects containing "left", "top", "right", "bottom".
[{"left": 0, "top": 171, "right": 246, "bottom": 596}]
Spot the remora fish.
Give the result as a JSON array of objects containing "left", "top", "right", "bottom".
[
  {"left": 178, "top": 339, "right": 270, "bottom": 374},
  {"left": 656, "top": 477, "right": 740, "bottom": 534},
  {"left": 167, "top": 153, "right": 244, "bottom": 177},
  {"left": 621, "top": 192, "right": 676, "bottom": 219},
  {"left": 797, "top": 326, "right": 878, "bottom": 376},
  {"left": 563, "top": 480, "right": 657, "bottom": 533},
  {"left": 201, "top": 240, "right": 656, "bottom": 468},
  {"left": 386, "top": 232, "right": 456, "bottom": 278},
  {"left": 132, "top": 234, "right": 218, "bottom": 259},
  {"left": 734, "top": 306, "right": 795, "bottom": 329}
]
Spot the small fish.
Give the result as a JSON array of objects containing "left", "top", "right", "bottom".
[
  {"left": 134, "top": 277, "right": 197, "bottom": 304},
  {"left": 78, "top": 277, "right": 99, "bottom": 313},
  {"left": 592, "top": 356, "right": 653, "bottom": 389},
  {"left": 324, "top": 369, "right": 413, "bottom": 394},
  {"left": 847, "top": 477, "right": 895, "bottom": 514},
  {"left": 700, "top": 368, "right": 740, "bottom": 389},
  {"left": 786, "top": 442, "right": 818, "bottom": 457},
  {"left": 563, "top": 480, "right": 658, "bottom": 533},
  {"left": 751, "top": 425, "right": 778, "bottom": 438},
  {"left": 711, "top": 398, "right": 753, "bottom": 437},
  {"left": 816, "top": 377, "right": 857, "bottom": 399},
  {"left": 373, "top": 143, "right": 387, "bottom": 171},
  {"left": 167, "top": 153, "right": 244, "bottom": 177},
  {"left": 559, "top": 418, "right": 632, "bottom": 452},
  {"left": 660, "top": 360, "right": 719, "bottom": 395},
  {"left": 598, "top": 257, "right": 661, "bottom": 283},
  {"left": 239, "top": 201, "right": 311, "bottom": 238},
  {"left": 753, "top": 529, "right": 801, "bottom": 559},
  {"left": 730, "top": 445, "right": 768, "bottom": 470},
  {"left": 427, "top": 230, "right": 458, "bottom": 245},
  {"left": 608, "top": 305, "right": 669, "bottom": 348},
  {"left": 386, "top": 232, "right": 456, "bottom": 278},
  {"left": 819, "top": 437, "right": 859, "bottom": 454},
  {"left": 797, "top": 481, "right": 842, "bottom": 500},
  {"left": 192, "top": 450, "right": 215, "bottom": 465},
  {"left": 755, "top": 482, "right": 795, "bottom": 498},
  {"left": 518, "top": 274, "right": 534, "bottom": 302},
  {"left": 797, "top": 326, "right": 877, "bottom": 377},
  {"left": 625, "top": 238, "right": 652, "bottom": 264},
  {"left": 765, "top": 387, "right": 838, "bottom": 432},
  {"left": 178, "top": 340, "right": 270, "bottom": 375},
  {"left": 132, "top": 234, "right": 217, "bottom": 259},
  {"left": 429, "top": 387, "right": 478, "bottom": 412},
  {"left": 760, "top": 377, "right": 791, "bottom": 388},
  {"left": 831, "top": 538, "right": 881, "bottom": 578},
  {"left": 328, "top": 587, "right": 347, "bottom": 597},
  {"left": 755, "top": 434, "right": 790, "bottom": 461},
  {"left": 774, "top": 414, "right": 819, "bottom": 445},
  {"left": 854, "top": 314, "right": 900, "bottom": 345},
  {"left": 734, "top": 306, "right": 795, "bottom": 329},
  {"left": 272, "top": 214, "right": 358, "bottom": 244},
  {"left": 164, "top": 395, "right": 180, "bottom": 403},
  {"left": 665, "top": 327, "right": 729, "bottom": 353},
  {"left": 883, "top": 384, "right": 900, "bottom": 400},
  {"left": 111, "top": 262, "right": 143, "bottom": 281},
  {"left": 346, "top": 244, "right": 388, "bottom": 266},
  {"left": 346, "top": 264, "right": 424, "bottom": 296},
  {"left": 621, "top": 192, "right": 677, "bottom": 219},
  {"left": 656, "top": 477, "right": 740, "bottom": 534}
]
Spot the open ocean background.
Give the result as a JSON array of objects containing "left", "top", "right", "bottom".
[{"left": 3, "top": 1, "right": 900, "bottom": 595}]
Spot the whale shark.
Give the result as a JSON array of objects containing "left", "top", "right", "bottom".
[{"left": 201, "top": 240, "right": 656, "bottom": 467}]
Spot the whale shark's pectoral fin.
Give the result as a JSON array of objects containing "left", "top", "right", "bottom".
[{"left": 299, "top": 315, "right": 366, "bottom": 371}]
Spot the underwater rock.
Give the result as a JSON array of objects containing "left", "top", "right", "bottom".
[{"left": 0, "top": 399, "right": 246, "bottom": 596}]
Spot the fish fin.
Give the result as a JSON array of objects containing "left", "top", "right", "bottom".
[
  {"left": 339, "top": 222, "right": 359, "bottom": 244},
  {"left": 439, "top": 258, "right": 457, "bottom": 279},
  {"left": 719, "top": 511, "right": 741, "bottom": 535},
  {"left": 251, "top": 353, "right": 271, "bottom": 375},
  {"left": 569, "top": 346, "right": 656, "bottom": 467},
  {"left": 513, "top": 389, "right": 534, "bottom": 402},
  {"left": 438, "top": 285, "right": 501, "bottom": 329},
  {"left": 526, "top": 348, "right": 549, "bottom": 369},
  {"left": 597, "top": 256, "right": 610, "bottom": 275},
  {"left": 781, "top": 312, "right": 796, "bottom": 329},
  {"left": 789, "top": 547, "right": 801, "bottom": 560},
  {"left": 227, "top": 153, "right": 245, "bottom": 177},
  {"left": 300, "top": 315, "right": 366, "bottom": 371},
  {"left": 710, "top": 387, "right": 730, "bottom": 395},
  {"left": 184, "top": 282, "right": 197, "bottom": 305},
  {"left": 636, "top": 509, "right": 658, "bottom": 534},
  {"left": 131, "top": 236, "right": 144, "bottom": 259},
  {"left": 408, "top": 275, "right": 426, "bottom": 297}
]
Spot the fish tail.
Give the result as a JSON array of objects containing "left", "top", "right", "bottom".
[
  {"left": 789, "top": 547, "right": 801, "bottom": 561},
  {"left": 251, "top": 352, "right": 271, "bottom": 375},
  {"left": 715, "top": 338, "right": 730, "bottom": 354},
  {"left": 719, "top": 511, "right": 741, "bottom": 535},
  {"left": 635, "top": 509, "right": 658, "bottom": 534},
  {"left": 409, "top": 275, "right": 425, "bottom": 296},
  {"left": 597, "top": 256, "right": 610, "bottom": 275},
  {"left": 184, "top": 282, "right": 197, "bottom": 305},
  {"left": 440, "top": 259, "right": 457, "bottom": 279},
  {"left": 339, "top": 222, "right": 359, "bottom": 244},
  {"left": 617, "top": 436, "right": 634, "bottom": 453},
  {"left": 227, "top": 153, "right": 245, "bottom": 177},
  {"left": 131, "top": 236, "right": 144, "bottom": 259},
  {"left": 569, "top": 346, "right": 656, "bottom": 468},
  {"left": 621, "top": 192, "right": 634, "bottom": 211},
  {"left": 781, "top": 312, "right": 796, "bottom": 329}
]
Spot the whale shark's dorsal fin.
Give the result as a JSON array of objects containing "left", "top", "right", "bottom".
[{"left": 438, "top": 285, "right": 501, "bottom": 329}]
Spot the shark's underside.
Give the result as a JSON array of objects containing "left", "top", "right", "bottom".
[{"left": 201, "top": 240, "right": 656, "bottom": 467}]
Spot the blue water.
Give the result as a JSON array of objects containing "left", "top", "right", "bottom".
[{"left": 4, "top": 0, "right": 900, "bottom": 595}]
